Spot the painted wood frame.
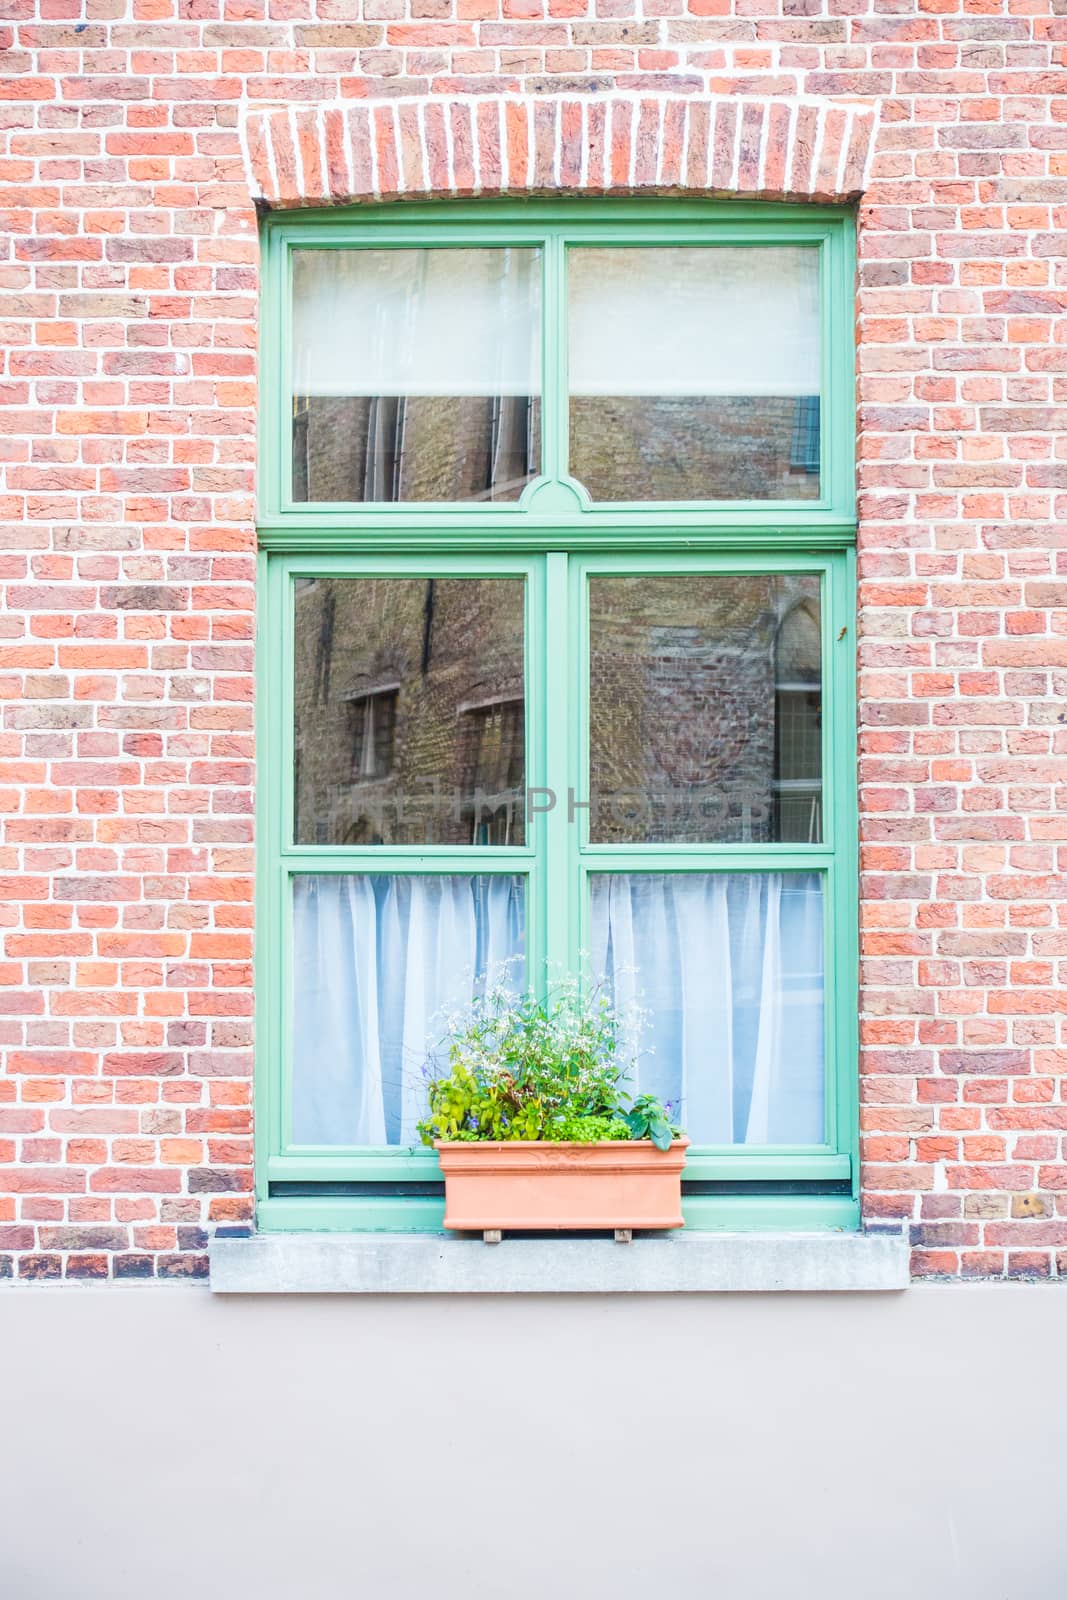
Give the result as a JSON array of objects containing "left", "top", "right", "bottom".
[{"left": 256, "top": 200, "right": 859, "bottom": 1233}]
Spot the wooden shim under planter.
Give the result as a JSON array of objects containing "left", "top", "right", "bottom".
[{"left": 482, "top": 1226, "right": 634, "bottom": 1244}]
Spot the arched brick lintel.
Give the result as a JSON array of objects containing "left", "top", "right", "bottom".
[{"left": 241, "top": 95, "right": 878, "bottom": 211}]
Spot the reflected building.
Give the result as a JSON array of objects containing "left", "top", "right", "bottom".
[
  {"left": 293, "top": 572, "right": 822, "bottom": 849},
  {"left": 293, "top": 577, "right": 526, "bottom": 848}
]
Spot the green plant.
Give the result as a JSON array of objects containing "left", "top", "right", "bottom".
[
  {"left": 622, "top": 1093, "right": 675, "bottom": 1152},
  {"left": 417, "top": 977, "right": 680, "bottom": 1149}
]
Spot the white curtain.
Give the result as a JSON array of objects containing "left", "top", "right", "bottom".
[
  {"left": 589, "top": 873, "right": 824, "bottom": 1145},
  {"left": 569, "top": 247, "right": 820, "bottom": 397},
  {"left": 292, "top": 247, "right": 540, "bottom": 398},
  {"left": 292, "top": 875, "right": 525, "bottom": 1146}
]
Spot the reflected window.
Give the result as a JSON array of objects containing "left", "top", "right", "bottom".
[
  {"left": 458, "top": 698, "right": 525, "bottom": 846},
  {"left": 291, "top": 248, "right": 541, "bottom": 503},
  {"left": 347, "top": 686, "right": 398, "bottom": 783},
  {"left": 569, "top": 247, "right": 821, "bottom": 502},
  {"left": 790, "top": 395, "right": 821, "bottom": 477},
  {"left": 773, "top": 603, "right": 823, "bottom": 843},
  {"left": 589, "top": 574, "right": 823, "bottom": 844},
  {"left": 293, "top": 577, "right": 526, "bottom": 846}
]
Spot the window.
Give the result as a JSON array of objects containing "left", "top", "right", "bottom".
[
  {"left": 259, "top": 202, "right": 858, "bottom": 1233},
  {"left": 459, "top": 697, "right": 525, "bottom": 845},
  {"left": 567, "top": 245, "right": 821, "bottom": 501},
  {"left": 774, "top": 601, "right": 823, "bottom": 843},
  {"left": 347, "top": 687, "right": 397, "bottom": 784},
  {"left": 290, "top": 246, "right": 541, "bottom": 503}
]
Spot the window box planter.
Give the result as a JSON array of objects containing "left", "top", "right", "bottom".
[{"left": 436, "top": 1137, "right": 690, "bottom": 1241}]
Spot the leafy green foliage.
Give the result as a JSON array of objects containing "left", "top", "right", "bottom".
[
  {"left": 622, "top": 1093, "right": 675, "bottom": 1152},
  {"left": 417, "top": 978, "right": 681, "bottom": 1148},
  {"left": 545, "top": 1113, "right": 632, "bottom": 1144}
]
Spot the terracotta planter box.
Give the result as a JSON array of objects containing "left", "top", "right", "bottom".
[{"left": 436, "top": 1138, "right": 690, "bottom": 1237}]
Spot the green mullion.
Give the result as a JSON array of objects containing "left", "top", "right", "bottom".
[
  {"left": 543, "top": 551, "right": 573, "bottom": 985},
  {"left": 279, "top": 565, "right": 297, "bottom": 856},
  {"left": 573, "top": 549, "right": 590, "bottom": 858},
  {"left": 282, "top": 851, "right": 534, "bottom": 873},
  {"left": 832, "top": 548, "right": 860, "bottom": 1201},
  {"left": 257, "top": 518, "right": 860, "bottom": 552},
  {"left": 279, "top": 866, "right": 295, "bottom": 1151},
  {"left": 575, "top": 549, "right": 838, "bottom": 577},
  {"left": 255, "top": 553, "right": 286, "bottom": 1200},
  {"left": 527, "top": 555, "right": 549, "bottom": 985},
  {"left": 819, "top": 562, "right": 836, "bottom": 848},
  {"left": 277, "top": 550, "right": 545, "bottom": 580},
  {"left": 578, "top": 849, "right": 832, "bottom": 871}
]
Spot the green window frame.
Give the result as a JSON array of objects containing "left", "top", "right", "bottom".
[{"left": 257, "top": 200, "right": 858, "bottom": 1234}]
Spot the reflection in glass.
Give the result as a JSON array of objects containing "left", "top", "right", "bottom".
[
  {"left": 293, "top": 874, "right": 525, "bottom": 1145},
  {"left": 773, "top": 599, "right": 823, "bottom": 842},
  {"left": 588, "top": 574, "right": 822, "bottom": 844},
  {"left": 292, "top": 248, "right": 541, "bottom": 502},
  {"left": 293, "top": 578, "right": 526, "bottom": 846},
  {"left": 569, "top": 247, "right": 821, "bottom": 501},
  {"left": 590, "top": 872, "right": 824, "bottom": 1145}
]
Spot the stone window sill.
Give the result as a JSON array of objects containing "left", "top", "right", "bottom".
[{"left": 208, "top": 1228, "right": 909, "bottom": 1295}]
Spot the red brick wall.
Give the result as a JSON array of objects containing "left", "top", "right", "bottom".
[{"left": 0, "top": 1, "right": 1064, "bottom": 1281}]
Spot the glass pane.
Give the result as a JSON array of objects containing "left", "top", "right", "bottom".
[
  {"left": 569, "top": 247, "right": 821, "bottom": 501},
  {"left": 588, "top": 574, "right": 822, "bottom": 844},
  {"left": 294, "top": 577, "right": 526, "bottom": 846},
  {"left": 292, "top": 248, "right": 541, "bottom": 502},
  {"left": 292, "top": 874, "right": 525, "bottom": 1146},
  {"left": 590, "top": 873, "right": 824, "bottom": 1145}
]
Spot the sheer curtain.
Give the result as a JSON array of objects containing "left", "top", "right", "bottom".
[
  {"left": 589, "top": 873, "right": 824, "bottom": 1145},
  {"left": 292, "top": 874, "right": 525, "bottom": 1146}
]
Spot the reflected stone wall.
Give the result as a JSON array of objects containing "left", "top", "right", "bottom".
[
  {"left": 589, "top": 575, "right": 820, "bottom": 844},
  {"left": 293, "top": 577, "right": 526, "bottom": 846},
  {"left": 292, "top": 573, "right": 821, "bottom": 849}
]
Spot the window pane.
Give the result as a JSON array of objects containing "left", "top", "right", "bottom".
[
  {"left": 292, "top": 248, "right": 541, "bottom": 502},
  {"left": 588, "top": 574, "right": 822, "bottom": 843},
  {"left": 294, "top": 577, "right": 526, "bottom": 846},
  {"left": 293, "top": 874, "right": 525, "bottom": 1146},
  {"left": 590, "top": 873, "right": 824, "bottom": 1145},
  {"left": 569, "top": 247, "right": 821, "bottom": 501}
]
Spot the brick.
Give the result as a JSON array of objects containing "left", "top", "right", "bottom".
[{"left": 0, "top": 0, "right": 1062, "bottom": 1291}]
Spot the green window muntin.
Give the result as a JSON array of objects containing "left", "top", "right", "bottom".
[{"left": 256, "top": 201, "right": 858, "bottom": 1234}]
